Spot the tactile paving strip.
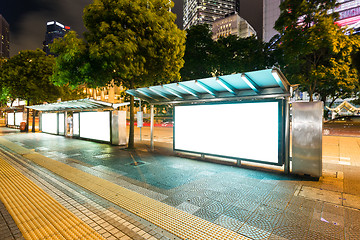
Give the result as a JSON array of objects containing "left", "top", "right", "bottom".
[
  {"left": 19, "top": 150, "right": 249, "bottom": 240},
  {"left": 0, "top": 156, "right": 105, "bottom": 240}
]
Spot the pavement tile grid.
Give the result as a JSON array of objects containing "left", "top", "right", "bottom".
[
  {"left": 0, "top": 149, "right": 169, "bottom": 240},
  {"left": 0, "top": 200, "right": 24, "bottom": 240},
  {"left": 1, "top": 133, "right": 360, "bottom": 239},
  {"left": 18, "top": 150, "right": 359, "bottom": 240}
]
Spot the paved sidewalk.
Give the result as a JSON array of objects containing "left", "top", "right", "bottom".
[{"left": 0, "top": 128, "right": 360, "bottom": 239}]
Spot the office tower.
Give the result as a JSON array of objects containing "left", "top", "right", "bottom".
[
  {"left": 334, "top": 0, "right": 360, "bottom": 33},
  {"left": 212, "top": 12, "right": 256, "bottom": 40},
  {"left": 0, "top": 15, "right": 10, "bottom": 58},
  {"left": 183, "top": 0, "right": 240, "bottom": 30},
  {"left": 183, "top": 0, "right": 283, "bottom": 42},
  {"left": 43, "top": 21, "right": 70, "bottom": 55}
]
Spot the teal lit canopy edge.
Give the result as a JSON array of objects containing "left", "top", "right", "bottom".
[{"left": 126, "top": 68, "right": 291, "bottom": 105}]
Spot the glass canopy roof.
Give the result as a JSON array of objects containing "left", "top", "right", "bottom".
[
  {"left": 26, "top": 99, "right": 129, "bottom": 112},
  {"left": 126, "top": 68, "right": 291, "bottom": 105}
]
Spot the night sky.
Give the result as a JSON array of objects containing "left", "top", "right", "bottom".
[{"left": 1, "top": 0, "right": 183, "bottom": 57}]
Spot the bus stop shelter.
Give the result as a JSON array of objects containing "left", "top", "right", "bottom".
[
  {"left": 126, "top": 68, "right": 323, "bottom": 177},
  {"left": 27, "top": 98, "right": 130, "bottom": 145}
]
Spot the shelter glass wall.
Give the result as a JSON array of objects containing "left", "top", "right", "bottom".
[
  {"left": 73, "top": 113, "right": 79, "bottom": 136},
  {"left": 58, "top": 113, "right": 65, "bottom": 135},
  {"left": 7, "top": 113, "right": 14, "bottom": 126},
  {"left": 14, "top": 112, "right": 24, "bottom": 126}
]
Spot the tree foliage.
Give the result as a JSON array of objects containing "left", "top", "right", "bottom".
[
  {"left": 51, "top": 0, "right": 186, "bottom": 148},
  {"left": 180, "top": 24, "right": 273, "bottom": 80},
  {"left": 180, "top": 24, "right": 215, "bottom": 80},
  {"left": 275, "top": 0, "right": 360, "bottom": 102},
  {"left": 0, "top": 49, "right": 60, "bottom": 105}
]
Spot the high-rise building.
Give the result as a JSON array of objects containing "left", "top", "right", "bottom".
[
  {"left": 183, "top": 0, "right": 283, "bottom": 42},
  {"left": 183, "top": 0, "right": 240, "bottom": 30},
  {"left": 333, "top": 0, "right": 360, "bottom": 33},
  {"left": 0, "top": 15, "right": 10, "bottom": 58},
  {"left": 43, "top": 21, "right": 70, "bottom": 55},
  {"left": 212, "top": 12, "right": 256, "bottom": 40}
]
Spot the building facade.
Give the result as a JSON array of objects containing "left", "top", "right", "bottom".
[
  {"left": 212, "top": 12, "right": 256, "bottom": 40},
  {"left": 333, "top": 0, "right": 360, "bottom": 33},
  {"left": 43, "top": 21, "right": 70, "bottom": 55},
  {"left": 263, "top": 0, "right": 282, "bottom": 42},
  {"left": 183, "top": 0, "right": 240, "bottom": 30},
  {"left": 0, "top": 15, "right": 10, "bottom": 58},
  {"left": 183, "top": 0, "right": 283, "bottom": 42}
]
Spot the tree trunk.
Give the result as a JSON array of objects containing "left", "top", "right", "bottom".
[
  {"left": 309, "top": 92, "right": 313, "bottom": 102},
  {"left": 32, "top": 110, "right": 36, "bottom": 132},
  {"left": 26, "top": 99, "right": 30, "bottom": 132},
  {"left": 321, "top": 95, "right": 326, "bottom": 104},
  {"left": 128, "top": 94, "right": 135, "bottom": 149}
]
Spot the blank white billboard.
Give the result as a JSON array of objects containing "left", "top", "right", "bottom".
[
  {"left": 42, "top": 113, "right": 58, "bottom": 134},
  {"left": 15, "top": 112, "right": 24, "bottom": 126},
  {"left": 73, "top": 113, "right": 79, "bottom": 136},
  {"left": 80, "top": 112, "right": 110, "bottom": 142},
  {"left": 7, "top": 113, "right": 14, "bottom": 125},
  {"left": 58, "top": 113, "right": 65, "bottom": 135},
  {"left": 174, "top": 101, "right": 280, "bottom": 164}
]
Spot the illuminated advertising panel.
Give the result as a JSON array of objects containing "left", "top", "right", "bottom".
[
  {"left": 73, "top": 113, "right": 79, "bottom": 136},
  {"left": 7, "top": 113, "right": 14, "bottom": 125},
  {"left": 174, "top": 101, "right": 283, "bottom": 165},
  {"left": 41, "top": 113, "right": 58, "bottom": 134},
  {"left": 58, "top": 113, "right": 65, "bottom": 135},
  {"left": 15, "top": 112, "right": 24, "bottom": 126},
  {"left": 79, "top": 112, "right": 110, "bottom": 142}
]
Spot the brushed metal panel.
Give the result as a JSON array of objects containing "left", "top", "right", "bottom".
[
  {"left": 292, "top": 102, "right": 323, "bottom": 178},
  {"left": 111, "top": 110, "right": 127, "bottom": 145}
]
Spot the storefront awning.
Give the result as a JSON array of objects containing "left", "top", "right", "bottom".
[
  {"left": 26, "top": 98, "right": 129, "bottom": 112},
  {"left": 126, "top": 68, "right": 291, "bottom": 105}
]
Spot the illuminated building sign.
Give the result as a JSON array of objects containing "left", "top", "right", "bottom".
[{"left": 338, "top": 6, "right": 360, "bottom": 20}]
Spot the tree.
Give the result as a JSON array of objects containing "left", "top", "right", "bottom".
[
  {"left": 275, "top": 0, "right": 360, "bottom": 102},
  {"left": 51, "top": 0, "right": 185, "bottom": 148},
  {"left": 0, "top": 50, "right": 60, "bottom": 104},
  {"left": 180, "top": 24, "right": 215, "bottom": 80},
  {"left": 214, "top": 35, "right": 270, "bottom": 76},
  {"left": 0, "top": 49, "right": 61, "bottom": 131}
]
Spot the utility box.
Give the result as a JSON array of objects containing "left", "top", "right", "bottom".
[
  {"left": 111, "top": 110, "right": 127, "bottom": 146},
  {"left": 292, "top": 102, "right": 323, "bottom": 178}
]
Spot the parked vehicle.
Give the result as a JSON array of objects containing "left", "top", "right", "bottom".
[{"left": 323, "top": 115, "right": 360, "bottom": 136}]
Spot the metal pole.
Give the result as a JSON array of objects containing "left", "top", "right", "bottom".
[
  {"left": 284, "top": 98, "right": 291, "bottom": 174},
  {"left": 65, "top": 111, "right": 68, "bottom": 136},
  {"left": 139, "top": 99, "right": 142, "bottom": 141},
  {"left": 150, "top": 104, "right": 154, "bottom": 151}
]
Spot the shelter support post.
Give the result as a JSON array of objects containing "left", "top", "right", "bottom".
[
  {"left": 284, "top": 98, "right": 290, "bottom": 174},
  {"left": 150, "top": 105, "right": 154, "bottom": 151},
  {"left": 64, "top": 111, "right": 68, "bottom": 136},
  {"left": 32, "top": 110, "right": 36, "bottom": 132}
]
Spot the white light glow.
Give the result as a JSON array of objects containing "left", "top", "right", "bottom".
[
  {"left": 80, "top": 112, "right": 110, "bottom": 142},
  {"left": 73, "top": 113, "right": 79, "bottom": 135},
  {"left": 15, "top": 112, "right": 23, "bottom": 126},
  {"left": 42, "top": 113, "right": 58, "bottom": 134},
  {"left": 7, "top": 113, "right": 14, "bottom": 125},
  {"left": 58, "top": 113, "right": 65, "bottom": 135},
  {"left": 174, "top": 102, "right": 280, "bottom": 163}
]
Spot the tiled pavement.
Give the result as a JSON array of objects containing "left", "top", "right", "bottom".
[
  {"left": 0, "top": 128, "right": 360, "bottom": 239},
  {"left": 0, "top": 144, "right": 173, "bottom": 240}
]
